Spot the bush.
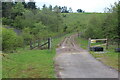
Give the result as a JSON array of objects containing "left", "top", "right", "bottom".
[
  {"left": 2, "top": 28, "right": 23, "bottom": 52},
  {"left": 82, "top": 27, "right": 96, "bottom": 39},
  {"left": 22, "top": 27, "right": 32, "bottom": 45},
  {"left": 2, "top": 17, "right": 13, "bottom": 26}
]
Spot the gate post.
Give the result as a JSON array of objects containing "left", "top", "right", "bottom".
[
  {"left": 48, "top": 37, "right": 51, "bottom": 49},
  {"left": 106, "top": 38, "right": 108, "bottom": 50},
  {"left": 88, "top": 38, "right": 91, "bottom": 51}
]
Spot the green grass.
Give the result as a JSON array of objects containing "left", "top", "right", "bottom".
[
  {"left": 75, "top": 37, "right": 88, "bottom": 49},
  {"left": 75, "top": 37, "right": 119, "bottom": 71},
  {"left": 91, "top": 42, "right": 105, "bottom": 46},
  {"left": 90, "top": 51, "right": 118, "bottom": 70},
  {"left": 0, "top": 51, "right": 2, "bottom": 79},
  {"left": 3, "top": 50, "right": 55, "bottom": 78},
  {"left": 2, "top": 33, "right": 72, "bottom": 78}
]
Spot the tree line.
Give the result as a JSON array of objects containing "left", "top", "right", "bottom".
[
  {"left": 82, "top": 2, "right": 119, "bottom": 40},
  {"left": 2, "top": 2, "right": 69, "bottom": 52}
]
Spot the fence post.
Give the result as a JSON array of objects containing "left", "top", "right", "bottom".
[
  {"left": 106, "top": 38, "right": 108, "bottom": 50},
  {"left": 48, "top": 37, "right": 51, "bottom": 49},
  {"left": 38, "top": 39, "right": 40, "bottom": 47},
  {"left": 88, "top": 38, "right": 91, "bottom": 51},
  {"left": 23, "top": 39, "right": 26, "bottom": 49},
  {"left": 78, "top": 32, "right": 80, "bottom": 38},
  {"left": 30, "top": 40, "right": 33, "bottom": 50},
  {"left": 118, "top": 38, "right": 120, "bottom": 48}
]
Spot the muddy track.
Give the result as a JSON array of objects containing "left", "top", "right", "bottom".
[
  {"left": 57, "top": 34, "right": 85, "bottom": 54},
  {"left": 54, "top": 34, "right": 118, "bottom": 78}
]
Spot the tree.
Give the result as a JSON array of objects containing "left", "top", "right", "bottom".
[
  {"left": 15, "top": 0, "right": 25, "bottom": 2},
  {"left": 42, "top": 4, "right": 47, "bottom": 10},
  {"left": 2, "top": 2, "right": 14, "bottom": 18},
  {"left": 22, "top": 27, "right": 32, "bottom": 40},
  {"left": 22, "top": 2, "right": 27, "bottom": 8},
  {"left": 116, "top": 1, "right": 120, "bottom": 47},
  {"left": 63, "top": 25, "right": 68, "bottom": 32},
  {"left": 22, "top": 10, "right": 36, "bottom": 28},
  {"left": 27, "top": 2, "right": 36, "bottom": 9},
  {"left": 77, "top": 9, "right": 83, "bottom": 13},
  {"left": 12, "top": 2, "right": 25, "bottom": 17},
  {"left": 109, "top": 2, "right": 119, "bottom": 47},
  {"left": 61, "top": 6, "right": 69, "bottom": 13},
  {"left": 53, "top": 5, "right": 61, "bottom": 13},
  {"left": 13, "top": 16, "right": 24, "bottom": 29},
  {"left": 49, "top": 5, "right": 52, "bottom": 11},
  {"left": 69, "top": 7, "right": 73, "bottom": 13},
  {"left": 32, "top": 22, "right": 46, "bottom": 39}
]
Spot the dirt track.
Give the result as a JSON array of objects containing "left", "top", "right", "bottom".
[{"left": 54, "top": 34, "right": 118, "bottom": 78}]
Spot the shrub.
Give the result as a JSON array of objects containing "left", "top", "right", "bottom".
[
  {"left": 2, "top": 17, "right": 13, "bottom": 26},
  {"left": 22, "top": 27, "right": 32, "bottom": 45},
  {"left": 2, "top": 28, "right": 23, "bottom": 52}
]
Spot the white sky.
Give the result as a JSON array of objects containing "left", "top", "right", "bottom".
[{"left": 29, "top": 0, "right": 118, "bottom": 12}]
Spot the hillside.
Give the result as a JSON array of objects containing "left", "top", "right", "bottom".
[{"left": 62, "top": 12, "right": 118, "bottom": 40}]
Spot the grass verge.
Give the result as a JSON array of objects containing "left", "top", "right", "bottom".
[
  {"left": 90, "top": 51, "right": 118, "bottom": 70},
  {"left": 2, "top": 33, "right": 71, "bottom": 78},
  {"left": 3, "top": 50, "right": 55, "bottom": 78},
  {"left": 75, "top": 37, "right": 119, "bottom": 71}
]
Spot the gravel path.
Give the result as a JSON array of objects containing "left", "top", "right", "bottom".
[{"left": 54, "top": 34, "right": 118, "bottom": 79}]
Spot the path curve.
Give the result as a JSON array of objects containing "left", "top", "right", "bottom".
[{"left": 54, "top": 34, "right": 118, "bottom": 78}]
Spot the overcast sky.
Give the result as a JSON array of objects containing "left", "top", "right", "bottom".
[{"left": 31, "top": 0, "right": 118, "bottom": 12}]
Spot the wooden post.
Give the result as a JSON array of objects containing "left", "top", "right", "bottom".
[
  {"left": 77, "top": 30, "right": 79, "bottom": 38},
  {"left": 78, "top": 32, "right": 80, "bottom": 38},
  {"left": 88, "top": 38, "right": 91, "bottom": 51},
  {"left": 118, "top": 38, "right": 120, "bottom": 48},
  {"left": 106, "top": 38, "right": 108, "bottom": 50},
  {"left": 34, "top": 40, "right": 35, "bottom": 48},
  {"left": 23, "top": 39, "right": 26, "bottom": 49},
  {"left": 30, "top": 40, "right": 33, "bottom": 50},
  {"left": 48, "top": 37, "right": 51, "bottom": 49},
  {"left": 38, "top": 39, "right": 40, "bottom": 47}
]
